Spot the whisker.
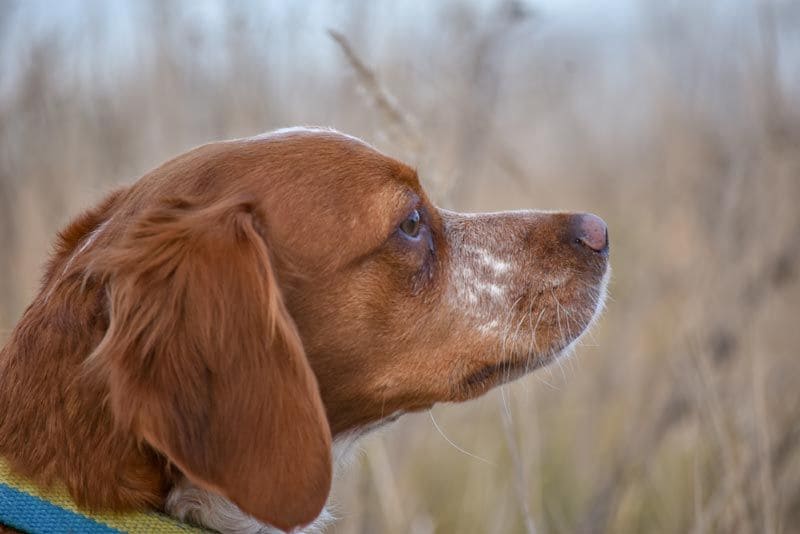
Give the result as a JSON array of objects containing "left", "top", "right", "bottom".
[
  {"left": 525, "top": 308, "right": 546, "bottom": 375},
  {"left": 428, "top": 410, "right": 495, "bottom": 466},
  {"left": 498, "top": 295, "right": 525, "bottom": 369},
  {"left": 533, "top": 370, "right": 560, "bottom": 390},
  {"left": 500, "top": 385, "right": 512, "bottom": 423},
  {"left": 505, "top": 309, "right": 528, "bottom": 381}
]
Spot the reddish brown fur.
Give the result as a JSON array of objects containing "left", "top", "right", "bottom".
[{"left": 0, "top": 128, "right": 608, "bottom": 531}]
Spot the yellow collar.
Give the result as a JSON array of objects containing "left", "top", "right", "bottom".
[{"left": 0, "top": 457, "right": 210, "bottom": 533}]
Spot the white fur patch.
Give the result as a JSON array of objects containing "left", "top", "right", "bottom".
[
  {"left": 166, "top": 480, "right": 332, "bottom": 534},
  {"left": 477, "top": 319, "right": 501, "bottom": 335},
  {"left": 465, "top": 246, "right": 512, "bottom": 275},
  {"left": 448, "top": 244, "right": 513, "bottom": 329}
]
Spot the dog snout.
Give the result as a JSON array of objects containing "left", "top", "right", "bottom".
[{"left": 572, "top": 213, "right": 608, "bottom": 253}]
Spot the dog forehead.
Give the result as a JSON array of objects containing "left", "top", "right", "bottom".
[
  {"left": 251, "top": 128, "right": 418, "bottom": 191},
  {"left": 246, "top": 129, "right": 421, "bottom": 269}
]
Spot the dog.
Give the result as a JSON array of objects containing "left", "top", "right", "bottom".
[{"left": 0, "top": 127, "right": 609, "bottom": 533}]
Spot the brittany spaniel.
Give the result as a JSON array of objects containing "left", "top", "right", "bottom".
[{"left": 0, "top": 128, "right": 609, "bottom": 533}]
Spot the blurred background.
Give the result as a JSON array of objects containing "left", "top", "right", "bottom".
[{"left": 2, "top": 1, "right": 800, "bottom": 532}]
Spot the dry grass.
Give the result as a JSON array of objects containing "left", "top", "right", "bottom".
[{"left": 1, "top": 1, "right": 799, "bottom": 533}]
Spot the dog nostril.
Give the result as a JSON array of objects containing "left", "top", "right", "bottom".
[{"left": 574, "top": 213, "right": 608, "bottom": 253}]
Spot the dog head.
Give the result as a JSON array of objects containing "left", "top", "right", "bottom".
[{"left": 9, "top": 127, "right": 608, "bottom": 531}]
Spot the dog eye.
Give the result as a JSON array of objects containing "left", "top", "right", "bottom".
[{"left": 399, "top": 209, "right": 421, "bottom": 237}]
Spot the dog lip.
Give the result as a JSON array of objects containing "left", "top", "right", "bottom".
[
  {"left": 462, "top": 355, "right": 547, "bottom": 391},
  {"left": 464, "top": 362, "right": 505, "bottom": 388}
]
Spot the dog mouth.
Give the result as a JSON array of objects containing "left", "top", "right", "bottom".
[
  {"left": 455, "top": 342, "right": 574, "bottom": 399},
  {"left": 462, "top": 356, "right": 545, "bottom": 390}
]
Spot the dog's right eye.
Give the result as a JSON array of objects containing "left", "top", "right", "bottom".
[{"left": 399, "top": 209, "right": 421, "bottom": 238}]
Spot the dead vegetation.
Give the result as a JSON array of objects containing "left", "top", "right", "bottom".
[{"left": 1, "top": 1, "right": 799, "bottom": 532}]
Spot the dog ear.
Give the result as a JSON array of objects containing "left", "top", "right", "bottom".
[{"left": 88, "top": 197, "right": 331, "bottom": 531}]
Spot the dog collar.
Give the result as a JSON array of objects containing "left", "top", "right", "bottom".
[{"left": 0, "top": 457, "right": 209, "bottom": 534}]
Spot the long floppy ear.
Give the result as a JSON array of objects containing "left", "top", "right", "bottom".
[{"left": 88, "top": 196, "right": 331, "bottom": 531}]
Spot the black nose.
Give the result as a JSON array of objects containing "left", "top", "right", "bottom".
[{"left": 573, "top": 213, "right": 608, "bottom": 253}]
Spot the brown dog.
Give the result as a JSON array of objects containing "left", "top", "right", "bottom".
[{"left": 0, "top": 128, "right": 609, "bottom": 533}]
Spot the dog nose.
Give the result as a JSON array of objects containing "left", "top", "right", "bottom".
[{"left": 573, "top": 213, "right": 608, "bottom": 253}]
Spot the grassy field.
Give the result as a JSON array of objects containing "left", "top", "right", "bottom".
[{"left": 1, "top": 1, "right": 799, "bottom": 533}]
